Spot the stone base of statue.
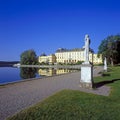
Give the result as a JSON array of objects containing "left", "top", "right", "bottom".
[{"left": 80, "top": 63, "right": 93, "bottom": 89}]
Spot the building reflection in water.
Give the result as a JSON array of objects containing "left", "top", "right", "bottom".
[
  {"left": 38, "top": 68, "right": 56, "bottom": 76},
  {"left": 38, "top": 68, "right": 79, "bottom": 76},
  {"left": 20, "top": 67, "right": 79, "bottom": 79}
]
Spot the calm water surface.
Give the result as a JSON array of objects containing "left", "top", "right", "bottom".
[
  {"left": 0, "top": 67, "right": 79, "bottom": 85},
  {"left": 0, "top": 67, "right": 40, "bottom": 84}
]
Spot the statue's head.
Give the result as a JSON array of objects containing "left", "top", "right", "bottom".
[{"left": 85, "top": 34, "right": 89, "bottom": 39}]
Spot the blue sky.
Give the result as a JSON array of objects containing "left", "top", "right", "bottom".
[{"left": 0, "top": 0, "right": 120, "bottom": 61}]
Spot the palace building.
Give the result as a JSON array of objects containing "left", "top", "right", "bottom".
[
  {"left": 38, "top": 54, "right": 56, "bottom": 64},
  {"left": 55, "top": 48, "right": 102, "bottom": 64},
  {"left": 38, "top": 48, "right": 102, "bottom": 65}
]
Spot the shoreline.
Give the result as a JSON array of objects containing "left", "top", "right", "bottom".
[
  {"left": 0, "top": 70, "right": 79, "bottom": 87},
  {"left": 18, "top": 64, "right": 81, "bottom": 69},
  {"left": 0, "top": 65, "right": 81, "bottom": 86}
]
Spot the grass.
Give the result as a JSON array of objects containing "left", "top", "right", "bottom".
[{"left": 7, "top": 66, "right": 120, "bottom": 120}]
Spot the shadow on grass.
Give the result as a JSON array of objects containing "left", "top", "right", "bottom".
[
  {"left": 94, "top": 78, "right": 120, "bottom": 88},
  {"left": 102, "top": 73, "right": 110, "bottom": 77}
]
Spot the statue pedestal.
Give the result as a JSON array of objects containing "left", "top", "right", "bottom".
[{"left": 80, "top": 64, "right": 93, "bottom": 89}]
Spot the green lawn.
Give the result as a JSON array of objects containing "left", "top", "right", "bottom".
[{"left": 7, "top": 66, "right": 120, "bottom": 120}]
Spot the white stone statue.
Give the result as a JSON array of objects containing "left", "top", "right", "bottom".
[
  {"left": 84, "top": 34, "right": 90, "bottom": 64},
  {"left": 104, "top": 57, "right": 107, "bottom": 71},
  {"left": 80, "top": 34, "right": 93, "bottom": 89}
]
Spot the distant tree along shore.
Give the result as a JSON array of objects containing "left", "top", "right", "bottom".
[
  {"left": 20, "top": 49, "right": 38, "bottom": 65},
  {"left": 98, "top": 34, "right": 120, "bottom": 66},
  {"left": 0, "top": 61, "right": 19, "bottom": 67}
]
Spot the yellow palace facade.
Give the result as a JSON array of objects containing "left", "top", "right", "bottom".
[
  {"left": 38, "top": 54, "right": 56, "bottom": 64},
  {"left": 55, "top": 48, "right": 102, "bottom": 64},
  {"left": 38, "top": 48, "right": 102, "bottom": 65}
]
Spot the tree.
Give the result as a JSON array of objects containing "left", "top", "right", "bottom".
[
  {"left": 98, "top": 34, "right": 120, "bottom": 66},
  {"left": 20, "top": 49, "right": 38, "bottom": 65}
]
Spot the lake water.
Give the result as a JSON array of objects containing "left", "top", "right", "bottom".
[
  {"left": 0, "top": 67, "right": 79, "bottom": 85},
  {"left": 0, "top": 67, "right": 40, "bottom": 85}
]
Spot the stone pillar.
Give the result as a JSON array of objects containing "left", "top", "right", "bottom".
[{"left": 80, "top": 64, "right": 93, "bottom": 88}]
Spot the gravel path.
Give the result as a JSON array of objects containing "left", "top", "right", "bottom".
[{"left": 0, "top": 66, "right": 110, "bottom": 120}]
